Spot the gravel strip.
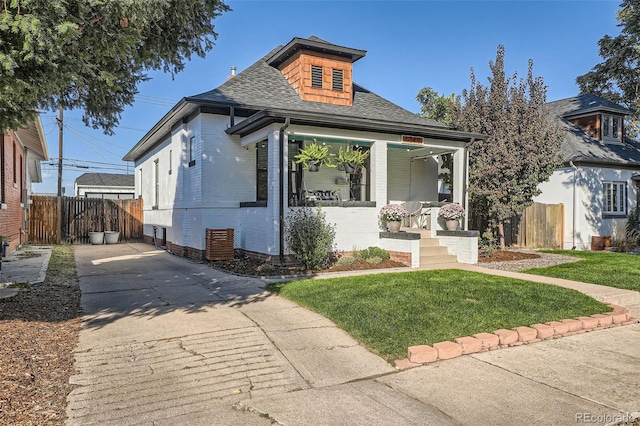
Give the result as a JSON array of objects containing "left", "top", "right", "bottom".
[{"left": 475, "top": 250, "right": 582, "bottom": 272}]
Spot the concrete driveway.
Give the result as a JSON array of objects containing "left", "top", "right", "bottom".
[{"left": 67, "top": 243, "right": 640, "bottom": 425}]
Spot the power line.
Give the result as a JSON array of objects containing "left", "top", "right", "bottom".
[
  {"left": 50, "top": 157, "right": 133, "bottom": 167},
  {"left": 63, "top": 125, "right": 130, "bottom": 150},
  {"left": 64, "top": 125, "right": 123, "bottom": 162}
]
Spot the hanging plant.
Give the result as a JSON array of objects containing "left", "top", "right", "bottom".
[
  {"left": 337, "top": 146, "right": 369, "bottom": 174},
  {"left": 294, "top": 139, "right": 336, "bottom": 171}
]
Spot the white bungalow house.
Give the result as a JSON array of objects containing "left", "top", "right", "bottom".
[
  {"left": 123, "top": 36, "right": 483, "bottom": 266},
  {"left": 535, "top": 93, "right": 640, "bottom": 250}
]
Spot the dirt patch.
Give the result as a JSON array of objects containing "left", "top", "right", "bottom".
[
  {"left": 211, "top": 256, "right": 407, "bottom": 276},
  {"left": 0, "top": 246, "right": 81, "bottom": 426}
]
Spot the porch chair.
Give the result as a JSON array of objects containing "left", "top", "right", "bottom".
[{"left": 402, "top": 201, "right": 424, "bottom": 228}]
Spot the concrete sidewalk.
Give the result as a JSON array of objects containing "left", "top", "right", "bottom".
[
  {"left": 66, "top": 243, "right": 640, "bottom": 425},
  {"left": 0, "top": 245, "right": 51, "bottom": 299}
]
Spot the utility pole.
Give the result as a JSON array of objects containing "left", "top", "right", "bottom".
[{"left": 56, "top": 105, "right": 63, "bottom": 244}]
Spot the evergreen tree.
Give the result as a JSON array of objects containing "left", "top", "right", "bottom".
[
  {"left": 452, "top": 45, "right": 563, "bottom": 247},
  {"left": 0, "top": 0, "right": 230, "bottom": 133}
]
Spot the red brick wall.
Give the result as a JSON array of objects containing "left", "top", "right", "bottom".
[{"left": 0, "top": 131, "right": 26, "bottom": 254}]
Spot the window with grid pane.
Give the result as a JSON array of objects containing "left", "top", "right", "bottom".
[{"left": 603, "top": 181, "right": 626, "bottom": 215}]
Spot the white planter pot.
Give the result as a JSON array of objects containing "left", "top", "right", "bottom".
[
  {"left": 88, "top": 231, "right": 104, "bottom": 245},
  {"left": 445, "top": 220, "right": 460, "bottom": 231},
  {"left": 387, "top": 220, "right": 402, "bottom": 232},
  {"left": 104, "top": 231, "right": 120, "bottom": 244}
]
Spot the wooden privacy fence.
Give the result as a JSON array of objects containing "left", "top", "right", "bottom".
[
  {"left": 28, "top": 196, "right": 144, "bottom": 244},
  {"left": 472, "top": 202, "right": 564, "bottom": 249}
]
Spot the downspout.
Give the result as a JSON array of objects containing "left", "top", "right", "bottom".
[
  {"left": 279, "top": 118, "right": 290, "bottom": 264},
  {"left": 569, "top": 161, "right": 578, "bottom": 249}
]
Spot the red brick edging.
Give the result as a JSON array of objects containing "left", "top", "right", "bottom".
[{"left": 395, "top": 304, "right": 639, "bottom": 370}]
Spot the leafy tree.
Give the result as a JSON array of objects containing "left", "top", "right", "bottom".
[
  {"left": 416, "top": 87, "right": 455, "bottom": 126},
  {"left": 451, "top": 45, "right": 563, "bottom": 247},
  {"left": 0, "top": 0, "right": 230, "bottom": 133},
  {"left": 416, "top": 87, "right": 455, "bottom": 190},
  {"left": 576, "top": 0, "right": 640, "bottom": 137}
]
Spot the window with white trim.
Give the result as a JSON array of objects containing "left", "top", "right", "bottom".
[
  {"left": 153, "top": 159, "right": 159, "bottom": 209},
  {"left": 602, "top": 115, "right": 622, "bottom": 142},
  {"left": 603, "top": 181, "right": 626, "bottom": 215}
]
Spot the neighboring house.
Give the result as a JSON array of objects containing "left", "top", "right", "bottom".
[
  {"left": 74, "top": 173, "right": 135, "bottom": 199},
  {"left": 0, "top": 115, "right": 49, "bottom": 254},
  {"left": 124, "top": 36, "right": 483, "bottom": 265},
  {"left": 535, "top": 93, "right": 640, "bottom": 250}
]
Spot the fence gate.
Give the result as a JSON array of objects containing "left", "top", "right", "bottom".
[
  {"left": 28, "top": 196, "right": 144, "bottom": 244},
  {"left": 504, "top": 202, "right": 564, "bottom": 248},
  {"left": 472, "top": 202, "right": 564, "bottom": 249}
]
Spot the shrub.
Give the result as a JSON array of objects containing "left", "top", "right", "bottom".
[
  {"left": 478, "top": 231, "right": 498, "bottom": 258},
  {"left": 336, "top": 256, "right": 356, "bottom": 266},
  {"left": 256, "top": 263, "right": 277, "bottom": 274},
  {"left": 285, "top": 207, "right": 336, "bottom": 270},
  {"left": 357, "top": 246, "right": 390, "bottom": 261},
  {"left": 611, "top": 220, "right": 640, "bottom": 252},
  {"left": 365, "top": 256, "right": 383, "bottom": 264}
]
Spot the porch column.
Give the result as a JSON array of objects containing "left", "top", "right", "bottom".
[
  {"left": 452, "top": 146, "right": 468, "bottom": 230},
  {"left": 370, "top": 140, "right": 387, "bottom": 205}
]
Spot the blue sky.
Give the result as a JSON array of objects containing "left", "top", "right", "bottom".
[{"left": 34, "top": 0, "right": 622, "bottom": 195}]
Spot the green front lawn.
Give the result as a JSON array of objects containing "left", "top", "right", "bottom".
[
  {"left": 269, "top": 270, "right": 609, "bottom": 362},
  {"left": 524, "top": 250, "right": 640, "bottom": 292}
]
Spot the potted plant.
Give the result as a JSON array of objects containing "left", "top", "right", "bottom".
[
  {"left": 294, "top": 140, "right": 336, "bottom": 171},
  {"left": 379, "top": 203, "right": 408, "bottom": 232},
  {"left": 438, "top": 202, "right": 465, "bottom": 230},
  {"left": 337, "top": 146, "right": 369, "bottom": 174}
]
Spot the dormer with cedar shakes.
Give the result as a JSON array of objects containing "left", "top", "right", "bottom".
[
  {"left": 557, "top": 93, "right": 633, "bottom": 145},
  {"left": 266, "top": 36, "right": 366, "bottom": 107}
]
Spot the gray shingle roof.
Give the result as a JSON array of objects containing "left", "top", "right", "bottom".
[
  {"left": 187, "top": 42, "right": 447, "bottom": 128},
  {"left": 124, "top": 37, "right": 481, "bottom": 162},
  {"left": 75, "top": 173, "right": 134, "bottom": 187},
  {"left": 548, "top": 94, "right": 640, "bottom": 167}
]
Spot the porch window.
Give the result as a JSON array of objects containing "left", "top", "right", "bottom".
[
  {"left": 288, "top": 141, "right": 302, "bottom": 202},
  {"left": 603, "top": 181, "right": 626, "bottom": 215},
  {"left": 256, "top": 141, "right": 268, "bottom": 201}
]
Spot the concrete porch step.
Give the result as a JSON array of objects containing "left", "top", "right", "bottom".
[
  {"left": 419, "top": 254, "right": 458, "bottom": 266},
  {"left": 420, "top": 245, "right": 450, "bottom": 256},
  {"left": 419, "top": 238, "right": 442, "bottom": 248}
]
